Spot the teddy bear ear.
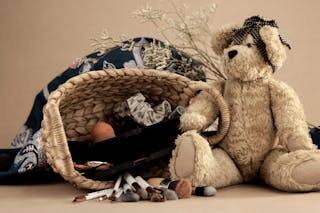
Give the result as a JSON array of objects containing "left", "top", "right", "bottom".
[
  {"left": 211, "top": 24, "right": 239, "bottom": 56},
  {"left": 259, "top": 25, "right": 287, "bottom": 69}
]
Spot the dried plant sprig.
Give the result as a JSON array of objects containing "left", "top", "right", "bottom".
[
  {"left": 133, "top": 3, "right": 165, "bottom": 23},
  {"left": 168, "top": 56, "right": 204, "bottom": 80},
  {"left": 90, "top": 29, "right": 135, "bottom": 56},
  {"left": 141, "top": 39, "right": 205, "bottom": 80},
  {"left": 133, "top": 0, "right": 226, "bottom": 80},
  {"left": 143, "top": 40, "right": 172, "bottom": 70}
]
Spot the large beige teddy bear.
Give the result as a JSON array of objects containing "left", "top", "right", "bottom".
[{"left": 169, "top": 16, "right": 320, "bottom": 192}]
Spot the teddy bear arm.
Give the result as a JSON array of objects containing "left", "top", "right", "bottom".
[
  {"left": 269, "top": 80, "right": 314, "bottom": 151},
  {"left": 179, "top": 82, "right": 224, "bottom": 132},
  {"left": 180, "top": 91, "right": 219, "bottom": 132}
]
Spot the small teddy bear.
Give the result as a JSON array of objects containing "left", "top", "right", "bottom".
[{"left": 169, "top": 16, "right": 320, "bottom": 192}]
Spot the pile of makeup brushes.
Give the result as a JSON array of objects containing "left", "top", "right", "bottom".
[
  {"left": 73, "top": 172, "right": 217, "bottom": 203},
  {"left": 73, "top": 172, "right": 177, "bottom": 203}
]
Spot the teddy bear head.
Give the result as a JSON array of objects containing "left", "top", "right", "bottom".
[{"left": 211, "top": 16, "right": 291, "bottom": 81}]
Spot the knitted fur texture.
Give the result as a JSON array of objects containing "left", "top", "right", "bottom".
[{"left": 169, "top": 16, "right": 320, "bottom": 192}]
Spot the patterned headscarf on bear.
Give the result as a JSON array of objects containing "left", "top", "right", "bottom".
[{"left": 230, "top": 16, "right": 291, "bottom": 72}]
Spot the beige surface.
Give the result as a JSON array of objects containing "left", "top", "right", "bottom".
[
  {"left": 0, "top": 182, "right": 320, "bottom": 213},
  {"left": 0, "top": 0, "right": 320, "bottom": 212}
]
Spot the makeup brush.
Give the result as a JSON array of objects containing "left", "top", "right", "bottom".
[
  {"left": 135, "top": 176, "right": 165, "bottom": 202},
  {"left": 123, "top": 172, "right": 148, "bottom": 200},
  {"left": 109, "top": 175, "right": 123, "bottom": 201},
  {"left": 148, "top": 178, "right": 192, "bottom": 199},
  {"left": 72, "top": 188, "right": 113, "bottom": 203},
  {"left": 111, "top": 187, "right": 124, "bottom": 202},
  {"left": 193, "top": 186, "right": 217, "bottom": 196},
  {"left": 120, "top": 183, "right": 140, "bottom": 202}
]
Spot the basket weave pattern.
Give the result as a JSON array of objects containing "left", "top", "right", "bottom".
[{"left": 41, "top": 69, "right": 230, "bottom": 190}]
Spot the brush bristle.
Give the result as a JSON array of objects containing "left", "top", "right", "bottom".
[
  {"left": 203, "top": 186, "right": 217, "bottom": 196},
  {"left": 194, "top": 186, "right": 217, "bottom": 196},
  {"left": 150, "top": 193, "right": 165, "bottom": 202},
  {"left": 169, "top": 179, "right": 192, "bottom": 199},
  {"left": 136, "top": 188, "right": 149, "bottom": 200},
  {"left": 163, "top": 189, "right": 178, "bottom": 200},
  {"left": 72, "top": 195, "right": 86, "bottom": 203},
  {"left": 121, "top": 192, "right": 140, "bottom": 202}
]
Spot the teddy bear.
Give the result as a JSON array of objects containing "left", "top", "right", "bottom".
[{"left": 168, "top": 16, "right": 320, "bottom": 192}]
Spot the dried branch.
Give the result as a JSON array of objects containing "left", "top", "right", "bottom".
[
  {"left": 133, "top": 0, "right": 226, "bottom": 80},
  {"left": 90, "top": 29, "right": 135, "bottom": 56}
]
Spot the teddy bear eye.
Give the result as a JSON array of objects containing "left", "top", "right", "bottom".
[{"left": 246, "top": 43, "right": 252, "bottom": 48}]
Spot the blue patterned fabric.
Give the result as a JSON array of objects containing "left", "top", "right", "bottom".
[
  {"left": 310, "top": 127, "right": 320, "bottom": 148},
  {"left": 0, "top": 37, "right": 206, "bottom": 180}
]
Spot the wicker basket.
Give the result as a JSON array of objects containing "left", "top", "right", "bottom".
[{"left": 41, "top": 69, "right": 230, "bottom": 190}]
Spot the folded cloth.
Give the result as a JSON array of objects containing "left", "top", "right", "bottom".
[{"left": 113, "top": 93, "right": 172, "bottom": 126}]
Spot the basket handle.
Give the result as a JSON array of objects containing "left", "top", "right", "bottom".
[
  {"left": 207, "top": 87, "right": 230, "bottom": 145},
  {"left": 190, "top": 83, "right": 230, "bottom": 146}
]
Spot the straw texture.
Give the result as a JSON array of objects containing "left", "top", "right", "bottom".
[{"left": 41, "top": 69, "right": 230, "bottom": 190}]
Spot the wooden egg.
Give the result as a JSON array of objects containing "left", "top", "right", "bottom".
[{"left": 91, "top": 121, "right": 116, "bottom": 143}]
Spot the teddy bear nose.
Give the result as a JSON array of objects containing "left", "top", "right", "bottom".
[{"left": 228, "top": 50, "right": 238, "bottom": 59}]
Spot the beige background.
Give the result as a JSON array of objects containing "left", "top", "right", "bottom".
[
  {"left": 0, "top": 0, "right": 319, "bottom": 146},
  {"left": 1, "top": 1, "right": 320, "bottom": 212}
]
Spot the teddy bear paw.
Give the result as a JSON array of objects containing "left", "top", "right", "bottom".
[
  {"left": 291, "top": 158, "right": 320, "bottom": 185},
  {"left": 287, "top": 138, "right": 316, "bottom": 151},
  {"left": 172, "top": 134, "right": 196, "bottom": 178},
  {"left": 179, "top": 112, "right": 208, "bottom": 132}
]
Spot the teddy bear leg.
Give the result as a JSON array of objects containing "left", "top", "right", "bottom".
[
  {"left": 260, "top": 148, "right": 320, "bottom": 192},
  {"left": 169, "top": 130, "right": 243, "bottom": 188}
]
